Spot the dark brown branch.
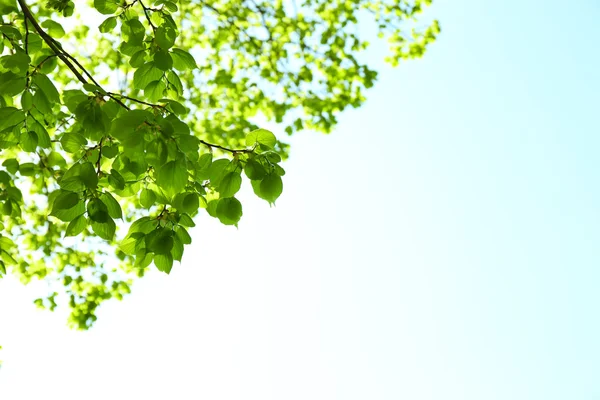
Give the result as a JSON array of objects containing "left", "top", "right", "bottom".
[
  {"left": 18, "top": 0, "right": 245, "bottom": 154},
  {"left": 17, "top": 0, "right": 130, "bottom": 109},
  {"left": 199, "top": 140, "right": 252, "bottom": 154},
  {"left": 138, "top": 0, "right": 157, "bottom": 31}
]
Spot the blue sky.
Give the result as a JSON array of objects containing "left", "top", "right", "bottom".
[{"left": 1, "top": 0, "right": 600, "bottom": 399}]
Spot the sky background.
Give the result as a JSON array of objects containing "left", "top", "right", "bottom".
[{"left": 1, "top": 0, "right": 600, "bottom": 398}]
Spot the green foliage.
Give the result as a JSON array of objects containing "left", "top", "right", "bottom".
[{"left": 0, "top": 0, "right": 438, "bottom": 329}]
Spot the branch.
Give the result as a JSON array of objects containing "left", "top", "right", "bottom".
[
  {"left": 17, "top": 0, "right": 130, "bottom": 109},
  {"left": 18, "top": 0, "right": 250, "bottom": 156},
  {"left": 18, "top": 0, "right": 88, "bottom": 83},
  {"left": 138, "top": 0, "right": 157, "bottom": 31},
  {"left": 199, "top": 140, "right": 252, "bottom": 154}
]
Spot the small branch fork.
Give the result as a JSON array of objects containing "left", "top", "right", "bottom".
[{"left": 16, "top": 0, "right": 248, "bottom": 154}]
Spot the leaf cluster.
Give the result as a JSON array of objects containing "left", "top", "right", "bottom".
[{"left": 0, "top": 0, "right": 437, "bottom": 328}]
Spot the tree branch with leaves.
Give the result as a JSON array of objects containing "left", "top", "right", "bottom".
[{"left": 0, "top": 0, "right": 439, "bottom": 329}]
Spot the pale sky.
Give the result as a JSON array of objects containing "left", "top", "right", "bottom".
[{"left": 1, "top": 0, "right": 600, "bottom": 399}]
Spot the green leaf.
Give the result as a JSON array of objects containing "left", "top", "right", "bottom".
[
  {"left": 156, "top": 26, "right": 177, "bottom": 49},
  {"left": 130, "top": 50, "right": 147, "bottom": 68},
  {"left": 146, "top": 229, "right": 174, "bottom": 255},
  {"left": 154, "top": 253, "right": 173, "bottom": 274},
  {"left": 65, "top": 215, "right": 87, "bottom": 237},
  {"left": 171, "top": 234, "right": 184, "bottom": 261},
  {"left": 244, "top": 159, "right": 266, "bottom": 180},
  {"left": 245, "top": 128, "right": 276, "bottom": 149},
  {"left": 26, "top": 34, "right": 43, "bottom": 54},
  {"left": 50, "top": 200, "right": 85, "bottom": 222},
  {"left": 170, "top": 48, "right": 197, "bottom": 70},
  {"left": 0, "top": 107, "right": 25, "bottom": 132},
  {"left": 87, "top": 198, "right": 110, "bottom": 223},
  {"left": 144, "top": 80, "right": 166, "bottom": 102},
  {"left": 177, "top": 213, "right": 195, "bottom": 227},
  {"left": 0, "top": 73, "right": 26, "bottom": 96},
  {"left": 108, "top": 169, "right": 126, "bottom": 190},
  {"left": 208, "top": 158, "right": 231, "bottom": 187},
  {"left": 80, "top": 162, "right": 99, "bottom": 190},
  {"left": 52, "top": 191, "right": 80, "bottom": 211},
  {"left": 99, "top": 16, "right": 117, "bottom": 33},
  {"left": 94, "top": 0, "right": 120, "bottom": 14},
  {"left": 2, "top": 159, "right": 18, "bottom": 174},
  {"left": 216, "top": 197, "right": 243, "bottom": 226},
  {"left": 165, "top": 70, "right": 183, "bottom": 96},
  {"left": 41, "top": 20, "right": 66, "bottom": 38},
  {"left": 102, "top": 145, "right": 118, "bottom": 158},
  {"left": 91, "top": 218, "right": 116, "bottom": 241},
  {"left": 218, "top": 172, "right": 242, "bottom": 198},
  {"left": 19, "top": 131, "right": 38, "bottom": 152},
  {"left": 181, "top": 192, "right": 199, "bottom": 214},
  {"left": 140, "top": 188, "right": 156, "bottom": 209},
  {"left": 156, "top": 159, "right": 187, "bottom": 196},
  {"left": 1, "top": 52, "right": 30, "bottom": 75},
  {"left": 175, "top": 226, "right": 192, "bottom": 245},
  {"left": 99, "top": 192, "right": 123, "bottom": 219},
  {"left": 133, "top": 62, "right": 164, "bottom": 90},
  {"left": 60, "top": 132, "right": 87, "bottom": 153},
  {"left": 32, "top": 74, "right": 60, "bottom": 104},
  {"left": 154, "top": 50, "right": 173, "bottom": 71},
  {"left": 19, "top": 162, "right": 35, "bottom": 176},
  {"left": 20, "top": 91, "right": 33, "bottom": 110},
  {"left": 257, "top": 174, "right": 283, "bottom": 204}
]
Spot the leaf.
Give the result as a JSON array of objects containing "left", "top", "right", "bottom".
[
  {"left": 99, "top": 16, "right": 117, "bottom": 33},
  {"left": 156, "top": 159, "right": 187, "bottom": 196},
  {"left": 41, "top": 20, "right": 66, "bottom": 38},
  {"left": 20, "top": 91, "right": 33, "bottom": 110},
  {"left": 154, "top": 50, "right": 173, "bottom": 71},
  {"left": 0, "top": 73, "right": 26, "bottom": 96},
  {"left": 140, "top": 188, "right": 156, "bottom": 209},
  {"left": 19, "top": 163, "right": 35, "bottom": 176},
  {"left": 259, "top": 174, "right": 283, "bottom": 204},
  {"left": 170, "top": 48, "right": 197, "bottom": 70},
  {"left": 0, "top": 107, "right": 25, "bottom": 132},
  {"left": 218, "top": 172, "right": 242, "bottom": 198},
  {"left": 216, "top": 197, "right": 243, "bottom": 226},
  {"left": 154, "top": 253, "right": 173, "bottom": 274},
  {"left": 181, "top": 192, "right": 199, "bottom": 214},
  {"left": 50, "top": 200, "right": 85, "bottom": 222},
  {"left": 130, "top": 50, "right": 147, "bottom": 68},
  {"left": 2, "top": 159, "right": 18, "bottom": 174},
  {"left": 79, "top": 162, "right": 99, "bottom": 190},
  {"left": 60, "top": 132, "right": 87, "bottom": 153},
  {"left": 166, "top": 70, "right": 183, "bottom": 96},
  {"left": 144, "top": 80, "right": 166, "bottom": 102},
  {"left": 99, "top": 192, "right": 123, "bottom": 219},
  {"left": 244, "top": 159, "right": 266, "bottom": 180},
  {"left": 108, "top": 169, "right": 126, "bottom": 190},
  {"left": 1, "top": 52, "right": 30, "bottom": 74},
  {"left": 87, "top": 198, "right": 110, "bottom": 223},
  {"left": 171, "top": 234, "right": 184, "bottom": 261},
  {"left": 52, "top": 191, "right": 80, "bottom": 211},
  {"left": 208, "top": 158, "right": 231, "bottom": 187},
  {"left": 177, "top": 213, "right": 195, "bottom": 227},
  {"left": 146, "top": 229, "right": 174, "bottom": 255},
  {"left": 32, "top": 74, "right": 60, "bottom": 104},
  {"left": 245, "top": 129, "right": 277, "bottom": 149},
  {"left": 19, "top": 131, "right": 38, "bottom": 152},
  {"left": 94, "top": 0, "right": 120, "bottom": 14},
  {"left": 156, "top": 26, "right": 177, "bottom": 50},
  {"left": 65, "top": 215, "right": 87, "bottom": 237},
  {"left": 175, "top": 226, "right": 192, "bottom": 245},
  {"left": 133, "top": 62, "right": 164, "bottom": 90},
  {"left": 91, "top": 218, "right": 116, "bottom": 241}
]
